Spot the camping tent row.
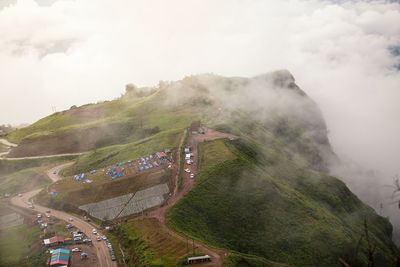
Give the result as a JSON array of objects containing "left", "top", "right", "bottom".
[
  {"left": 73, "top": 173, "right": 85, "bottom": 181},
  {"left": 49, "top": 248, "right": 70, "bottom": 267},
  {"left": 106, "top": 154, "right": 167, "bottom": 179}
]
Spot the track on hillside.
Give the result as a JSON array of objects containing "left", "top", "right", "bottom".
[
  {"left": 143, "top": 127, "right": 238, "bottom": 266},
  {"left": 9, "top": 164, "right": 117, "bottom": 267}
]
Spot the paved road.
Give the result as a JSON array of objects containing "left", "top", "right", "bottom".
[{"left": 10, "top": 165, "right": 117, "bottom": 267}]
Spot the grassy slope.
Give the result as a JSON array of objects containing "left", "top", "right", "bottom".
[
  {"left": 63, "top": 129, "right": 183, "bottom": 176},
  {"left": 0, "top": 166, "right": 51, "bottom": 195},
  {"left": 168, "top": 139, "right": 398, "bottom": 267},
  {"left": 0, "top": 143, "right": 8, "bottom": 153},
  {"left": 0, "top": 224, "right": 41, "bottom": 266},
  {"left": 0, "top": 156, "right": 76, "bottom": 177},
  {"left": 6, "top": 73, "right": 399, "bottom": 266}
]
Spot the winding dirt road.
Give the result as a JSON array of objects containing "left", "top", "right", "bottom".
[
  {"left": 10, "top": 164, "right": 117, "bottom": 267},
  {"left": 8, "top": 127, "right": 236, "bottom": 267},
  {"left": 0, "top": 138, "right": 17, "bottom": 147},
  {"left": 146, "top": 127, "right": 238, "bottom": 266}
]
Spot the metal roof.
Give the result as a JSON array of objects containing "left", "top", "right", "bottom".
[{"left": 187, "top": 255, "right": 211, "bottom": 261}]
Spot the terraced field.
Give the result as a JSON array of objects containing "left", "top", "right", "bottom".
[
  {"left": 79, "top": 183, "right": 170, "bottom": 220},
  {"left": 130, "top": 218, "right": 213, "bottom": 267}
]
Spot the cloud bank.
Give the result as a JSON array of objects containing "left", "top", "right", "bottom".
[{"left": 0, "top": 0, "right": 400, "bottom": 229}]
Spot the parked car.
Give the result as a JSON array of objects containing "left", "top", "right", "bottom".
[{"left": 71, "top": 248, "right": 82, "bottom": 252}]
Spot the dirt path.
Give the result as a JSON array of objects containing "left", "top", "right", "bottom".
[
  {"left": 0, "top": 138, "right": 86, "bottom": 160},
  {"left": 1, "top": 152, "right": 85, "bottom": 160},
  {"left": 46, "top": 162, "right": 74, "bottom": 182},
  {"left": 146, "top": 127, "right": 238, "bottom": 266},
  {"left": 10, "top": 164, "right": 117, "bottom": 267},
  {"left": 0, "top": 138, "right": 17, "bottom": 147}
]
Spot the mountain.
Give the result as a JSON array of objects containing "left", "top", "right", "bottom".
[{"left": 6, "top": 70, "right": 399, "bottom": 266}]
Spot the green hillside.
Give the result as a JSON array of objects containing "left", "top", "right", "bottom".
[
  {"left": 168, "top": 137, "right": 398, "bottom": 266},
  {"left": 6, "top": 70, "right": 399, "bottom": 266}
]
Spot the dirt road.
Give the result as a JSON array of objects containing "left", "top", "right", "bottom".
[
  {"left": 0, "top": 138, "right": 17, "bottom": 147},
  {"left": 46, "top": 162, "right": 74, "bottom": 182},
  {"left": 1, "top": 152, "right": 85, "bottom": 160},
  {"left": 0, "top": 138, "right": 85, "bottom": 160},
  {"left": 10, "top": 165, "right": 117, "bottom": 267},
  {"left": 146, "top": 127, "right": 238, "bottom": 266}
]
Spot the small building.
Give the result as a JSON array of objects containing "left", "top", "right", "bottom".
[
  {"left": 49, "top": 248, "right": 70, "bottom": 267},
  {"left": 184, "top": 147, "right": 191, "bottom": 153},
  {"left": 190, "top": 121, "right": 201, "bottom": 134},
  {"left": 44, "top": 236, "right": 65, "bottom": 246},
  {"left": 187, "top": 255, "right": 211, "bottom": 265}
]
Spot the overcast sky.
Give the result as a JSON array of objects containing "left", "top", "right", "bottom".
[{"left": 0, "top": 0, "right": 399, "bottom": 176}]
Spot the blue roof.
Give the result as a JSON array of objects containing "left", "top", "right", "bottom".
[{"left": 53, "top": 248, "right": 70, "bottom": 255}]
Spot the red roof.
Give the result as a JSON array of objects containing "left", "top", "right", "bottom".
[
  {"left": 49, "top": 259, "right": 69, "bottom": 266},
  {"left": 49, "top": 236, "right": 65, "bottom": 243}
]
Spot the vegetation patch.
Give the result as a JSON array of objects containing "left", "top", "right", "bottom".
[
  {"left": 0, "top": 166, "right": 51, "bottom": 195},
  {"left": 64, "top": 129, "right": 181, "bottom": 175},
  {"left": 0, "top": 224, "right": 42, "bottom": 266},
  {"left": 198, "top": 139, "right": 236, "bottom": 171},
  {"left": 168, "top": 141, "right": 398, "bottom": 267}
]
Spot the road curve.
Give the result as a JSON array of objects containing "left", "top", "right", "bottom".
[
  {"left": 46, "top": 162, "right": 74, "bottom": 183},
  {"left": 10, "top": 165, "right": 117, "bottom": 267},
  {"left": 0, "top": 138, "right": 17, "bottom": 147}
]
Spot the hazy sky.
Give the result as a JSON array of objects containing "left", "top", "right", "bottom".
[{"left": 0, "top": 0, "right": 399, "bottom": 176}]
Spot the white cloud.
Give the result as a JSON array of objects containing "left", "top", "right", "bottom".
[{"left": 0, "top": 0, "right": 399, "bottom": 200}]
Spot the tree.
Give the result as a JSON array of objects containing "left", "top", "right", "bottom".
[{"left": 125, "top": 83, "right": 137, "bottom": 95}]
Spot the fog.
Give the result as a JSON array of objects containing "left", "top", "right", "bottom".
[{"left": 0, "top": 0, "right": 400, "bottom": 234}]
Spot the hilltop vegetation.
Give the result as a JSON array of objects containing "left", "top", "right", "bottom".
[
  {"left": 0, "top": 166, "right": 51, "bottom": 195},
  {"left": 168, "top": 138, "right": 398, "bottom": 267},
  {"left": 0, "top": 223, "right": 44, "bottom": 267},
  {"left": 6, "top": 70, "right": 399, "bottom": 266}
]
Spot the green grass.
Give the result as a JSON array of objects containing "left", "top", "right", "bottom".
[
  {"left": 0, "top": 143, "right": 8, "bottom": 153},
  {"left": 0, "top": 224, "right": 41, "bottom": 266},
  {"left": 226, "top": 252, "right": 288, "bottom": 267},
  {"left": 107, "top": 223, "right": 156, "bottom": 267},
  {"left": 198, "top": 139, "right": 237, "bottom": 170},
  {"left": 64, "top": 129, "right": 183, "bottom": 175},
  {"left": 0, "top": 166, "right": 51, "bottom": 195},
  {"left": 168, "top": 138, "right": 398, "bottom": 267},
  {"left": 0, "top": 157, "right": 75, "bottom": 177}
]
